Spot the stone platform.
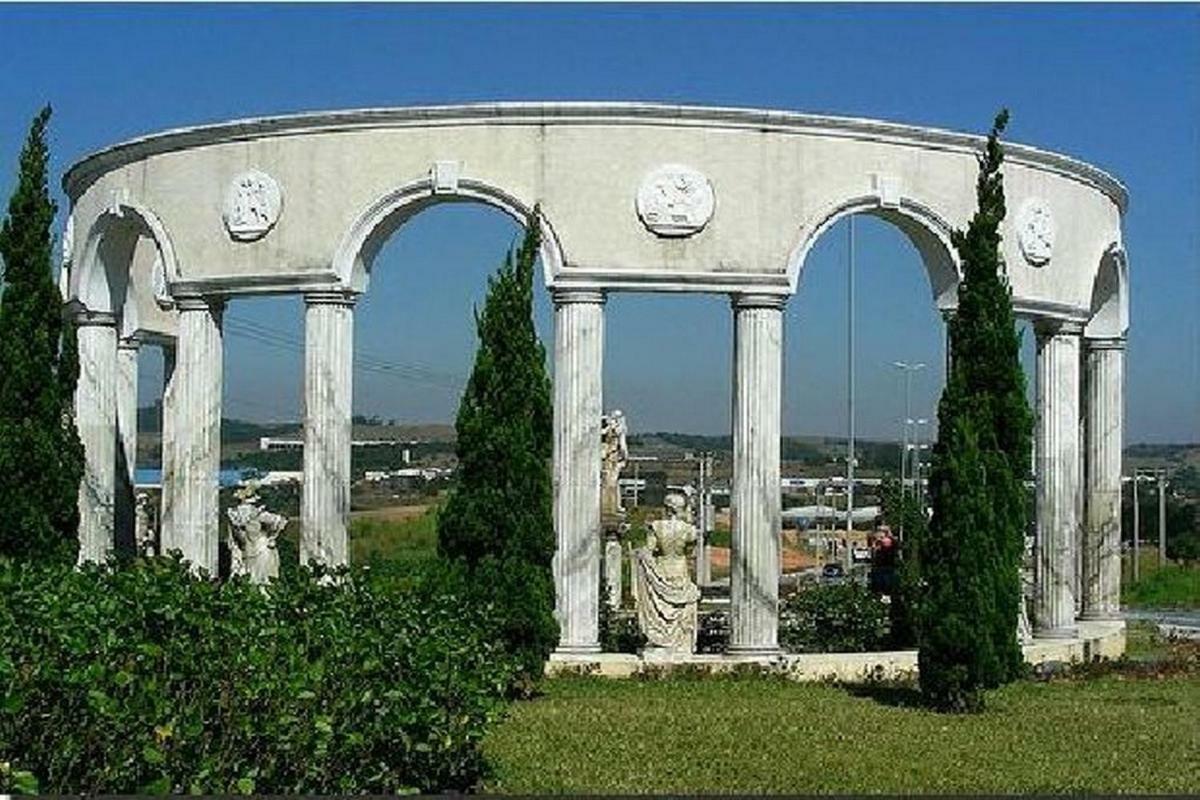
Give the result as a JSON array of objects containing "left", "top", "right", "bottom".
[{"left": 547, "top": 620, "right": 1126, "bottom": 682}]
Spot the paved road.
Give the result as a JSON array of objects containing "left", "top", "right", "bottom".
[{"left": 1124, "top": 608, "right": 1200, "bottom": 640}]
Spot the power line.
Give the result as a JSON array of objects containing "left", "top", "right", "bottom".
[{"left": 222, "top": 315, "right": 466, "bottom": 391}]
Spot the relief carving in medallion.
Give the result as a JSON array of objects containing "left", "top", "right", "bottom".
[
  {"left": 223, "top": 170, "right": 283, "bottom": 242},
  {"left": 636, "top": 165, "right": 715, "bottom": 237}
]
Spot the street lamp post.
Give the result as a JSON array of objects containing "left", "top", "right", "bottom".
[{"left": 892, "top": 361, "right": 926, "bottom": 498}]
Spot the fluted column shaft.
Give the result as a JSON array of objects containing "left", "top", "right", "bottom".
[
  {"left": 729, "top": 294, "right": 785, "bottom": 655},
  {"left": 302, "top": 291, "right": 356, "bottom": 568},
  {"left": 114, "top": 337, "right": 139, "bottom": 549},
  {"left": 552, "top": 289, "right": 605, "bottom": 654},
  {"left": 159, "top": 343, "right": 178, "bottom": 552},
  {"left": 1081, "top": 337, "right": 1125, "bottom": 619},
  {"left": 1035, "top": 321, "right": 1083, "bottom": 638},
  {"left": 75, "top": 311, "right": 118, "bottom": 564},
  {"left": 171, "top": 297, "right": 224, "bottom": 574}
]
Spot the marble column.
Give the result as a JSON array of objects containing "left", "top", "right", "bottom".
[
  {"left": 302, "top": 290, "right": 356, "bottom": 569},
  {"left": 114, "top": 337, "right": 139, "bottom": 551},
  {"left": 552, "top": 289, "right": 605, "bottom": 654},
  {"left": 75, "top": 310, "right": 118, "bottom": 564},
  {"left": 171, "top": 297, "right": 224, "bottom": 575},
  {"left": 1081, "top": 337, "right": 1125, "bottom": 619},
  {"left": 1034, "top": 320, "right": 1083, "bottom": 638},
  {"left": 729, "top": 294, "right": 785, "bottom": 655},
  {"left": 159, "top": 342, "right": 178, "bottom": 552}
]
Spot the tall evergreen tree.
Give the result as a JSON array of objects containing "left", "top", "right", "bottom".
[
  {"left": 437, "top": 207, "right": 558, "bottom": 681},
  {"left": 0, "top": 106, "right": 84, "bottom": 564},
  {"left": 919, "top": 109, "right": 1033, "bottom": 711}
]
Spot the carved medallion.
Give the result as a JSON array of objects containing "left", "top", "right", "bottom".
[
  {"left": 636, "top": 165, "right": 715, "bottom": 237},
  {"left": 223, "top": 170, "right": 282, "bottom": 242},
  {"left": 1017, "top": 198, "right": 1055, "bottom": 266},
  {"left": 152, "top": 254, "right": 174, "bottom": 310}
]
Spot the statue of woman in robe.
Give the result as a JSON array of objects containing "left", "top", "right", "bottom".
[{"left": 634, "top": 492, "right": 701, "bottom": 652}]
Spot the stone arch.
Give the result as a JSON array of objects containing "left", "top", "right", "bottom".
[
  {"left": 1084, "top": 243, "right": 1128, "bottom": 339},
  {"left": 332, "top": 177, "right": 566, "bottom": 294},
  {"left": 73, "top": 203, "right": 178, "bottom": 336},
  {"left": 786, "top": 195, "right": 961, "bottom": 310}
]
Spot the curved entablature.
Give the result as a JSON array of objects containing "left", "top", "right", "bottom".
[
  {"left": 61, "top": 102, "right": 1127, "bottom": 322},
  {"left": 63, "top": 103, "right": 1128, "bottom": 209}
]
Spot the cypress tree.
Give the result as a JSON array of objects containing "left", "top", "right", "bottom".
[
  {"left": 437, "top": 207, "right": 558, "bottom": 681},
  {"left": 0, "top": 106, "right": 84, "bottom": 564},
  {"left": 919, "top": 109, "right": 1033, "bottom": 711}
]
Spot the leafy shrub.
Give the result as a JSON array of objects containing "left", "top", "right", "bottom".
[
  {"left": 0, "top": 555, "right": 516, "bottom": 794},
  {"left": 779, "top": 583, "right": 890, "bottom": 654}
]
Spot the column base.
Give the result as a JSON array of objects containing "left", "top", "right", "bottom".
[
  {"left": 1078, "top": 610, "right": 1121, "bottom": 622},
  {"left": 726, "top": 645, "right": 783, "bottom": 658},
  {"left": 552, "top": 644, "right": 602, "bottom": 658},
  {"left": 1035, "top": 625, "right": 1079, "bottom": 640}
]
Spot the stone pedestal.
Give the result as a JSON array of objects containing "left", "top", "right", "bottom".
[
  {"left": 552, "top": 289, "right": 605, "bottom": 654},
  {"left": 1035, "top": 321, "right": 1082, "bottom": 638},
  {"left": 171, "top": 297, "right": 224, "bottom": 575},
  {"left": 728, "top": 294, "right": 785, "bottom": 655},
  {"left": 604, "top": 528, "right": 623, "bottom": 608},
  {"left": 159, "top": 343, "right": 178, "bottom": 551},
  {"left": 1081, "top": 337, "right": 1125, "bottom": 619},
  {"left": 75, "top": 310, "right": 118, "bottom": 564},
  {"left": 302, "top": 291, "right": 356, "bottom": 568}
]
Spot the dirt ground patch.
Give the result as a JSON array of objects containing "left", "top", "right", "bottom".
[{"left": 707, "top": 545, "right": 820, "bottom": 572}]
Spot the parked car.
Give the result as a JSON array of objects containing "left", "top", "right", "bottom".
[{"left": 820, "top": 562, "right": 846, "bottom": 584}]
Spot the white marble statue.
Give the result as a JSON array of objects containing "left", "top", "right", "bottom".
[
  {"left": 600, "top": 410, "right": 629, "bottom": 517},
  {"left": 134, "top": 491, "right": 156, "bottom": 556},
  {"left": 634, "top": 492, "right": 700, "bottom": 652},
  {"left": 226, "top": 482, "right": 287, "bottom": 584},
  {"left": 1018, "top": 533, "right": 1035, "bottom": 644}
]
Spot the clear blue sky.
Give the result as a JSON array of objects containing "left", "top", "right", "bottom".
[{"left": 1, "top": 4, "right": 1196, "bottom": 443}]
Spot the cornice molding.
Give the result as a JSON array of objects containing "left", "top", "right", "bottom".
[{"left": 62, "top": 102, "right": 1128, "bottom": 212}]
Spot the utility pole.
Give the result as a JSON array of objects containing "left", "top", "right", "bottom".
[
  {"left": 892, "top": 361, "right": 926, "bottom": 501},
  {"left": 1132, "top": 471, "right": 1140, "bottom": 582},
  {"left": 695, "top": 452, "right": 712, "bottom": 585},
  {"left": 847, "top": 216, "right": 856, "bottom": 545},
  {"left": 1158, "top": 469, "right": 1168, "bottom": 567}
]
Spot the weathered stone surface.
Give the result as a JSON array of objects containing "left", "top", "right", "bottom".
[{"left": 634, "top": 494, "right": 700, "bottom": 652}]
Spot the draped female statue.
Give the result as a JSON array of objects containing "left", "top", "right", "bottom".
[{"left": 634, "top": 492, "right": 700, "bottom": 652}]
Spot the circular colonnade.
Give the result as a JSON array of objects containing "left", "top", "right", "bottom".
[{"left": 62, "top": 102, "right": 1129, "bottom": 654}]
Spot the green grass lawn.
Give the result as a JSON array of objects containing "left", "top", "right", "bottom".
[
  {"left": 349, "top": 508, "right": 439, "bottom": 565},
  {"left": 484, "top": 629, "right": 1200, "bottom": 794},
  {"left": 1123, "top": 561, "right": 1200, "bottom": 609}
]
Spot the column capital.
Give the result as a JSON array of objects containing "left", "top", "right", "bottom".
[
  {"left": 731, "top": 292, "right": 788, "bottom": 311},
  {"left": 72, "top": 307, "right": 117, "bottom": 327},
  {"left": 1034, "top": 317, "right": 1085, "bottom": 338},
  {"left": 175, "top": 294, "right": 226, "bottom": 314},
  {"left": 551, "top": 287, "right": 606, "bottom": 306},
  {"left": 305, "top": 289, "right": 360, "bottom": 308},
  {"left": 1084, "top": 336, "right": 1126, "bottom": 352}
]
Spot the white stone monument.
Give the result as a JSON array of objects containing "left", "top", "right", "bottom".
[
  {"left": 634, "top": 493, "right": 701, "bottom": 653},
  {"left": 226, "top": 482, "right": 288, "bottom": 584},
  {"left": 600, "top": 410, "right": 628, "bottom": 518}
]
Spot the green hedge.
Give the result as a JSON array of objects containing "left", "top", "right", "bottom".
[
  {"left": 779, "top": 582, "right": 890, "bottom": 654},
  {"left": 0, "top": 556, "right": 517, "bottom": 794}
]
